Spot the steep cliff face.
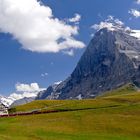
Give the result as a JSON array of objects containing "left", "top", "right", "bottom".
[
  {"left": 37, "top": 28, "right": 140, "bottom": 100},
  {"left": 36, "top": 83, "right": 61, "bottom": 100}
]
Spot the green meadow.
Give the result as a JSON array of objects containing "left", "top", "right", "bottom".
[{"left": 0, "top": 84, "right": 140, "bottom": 140}]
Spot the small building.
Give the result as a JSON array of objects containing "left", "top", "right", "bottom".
[{"left": 0, "top": 103, "right": 9, "bottom": 116}]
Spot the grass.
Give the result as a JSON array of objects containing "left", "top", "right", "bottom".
[
  {"left": 98, "top": 84, "right": 137, "bottom": 97},
  {"left": 0, "top": 84, "right": 140, "bottom": 140}
]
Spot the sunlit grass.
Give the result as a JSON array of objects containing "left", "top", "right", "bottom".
[{"left": 0, "top": 84, "right": 140, "bottom": 140}]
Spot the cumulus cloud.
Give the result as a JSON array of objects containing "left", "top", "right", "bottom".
[
  {"left": 129, "top": 9, "right": 140, "bottom": 18},
  {"left": 91, "top": 16, "right": 124, "bottom": 31},
  {"left": 13, "top": 83, "right": 45, "bottom": 99},
  {"left": 68, "top": 13, "right": 81, "bottom": 24},
  {"left": 12, "top": 83, "right": 45, "bottom": 100},
  {"left": 0, "top": 0, "right": 85, "bottom": 53},
  {"left": 16, "top": 83, "right": 43, "bottom": 93}
]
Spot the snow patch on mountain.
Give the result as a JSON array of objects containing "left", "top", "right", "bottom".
[
  {"left": 91, "top": 16, "right": 124, "bottom": 31},
  {"left": 0, "top": 83, "right": 46, "bottom": 107},
  {"left": 91, "top": 16, "right": 140, "bottom": 40},
  {"left": 130, "top": 30, "right": 140, "bottom": 39}
]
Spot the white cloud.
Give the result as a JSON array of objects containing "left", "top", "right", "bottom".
[
  {"left": 54, "top": 81, "right": 62, "bottom": 85},
  {"left": 0, "top": 0, "right": 85, "bottom": 53},
  {"left": 16, "top": 83, "right": 42, "bottom": 92},
  {"left": 136, "top": 0, "right": 140, "bottom": 4},
  {"left": 15, "top": 82, "right": 44, "bottom": 98},
  {"left": 68, "top": 13, "right": 81, "bottom": 24},
  {"left": 41, "top": 73, "right": 48, "bottom": 77},
  {"left": 91, "top": 16, "right": 124, "bottom": 31},
  {"left": 130, "top": 30, "right": 140, "bottom": 39},
  {"left": 15, "top": 82, "right": 45, "bottom": 98},
  {"left": 63, "top": 49, "right": 74, "bottom": 56},
  {"left": 129, "top": 9, "right": 140, "bottom": 18}
]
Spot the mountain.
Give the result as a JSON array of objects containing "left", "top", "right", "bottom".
[
  {"left": 10, "top": 97, "right": 35, "bottom": 107},
  {"left": 0, "top": 93, "right": 37, "bottom": 107},
  {"left": 36, "top": 82, "right": 62, "bottom": 100},
  {"left": 0, "top": 96, "right": 14, "bottom": 107},
  {"left": 36, "top": 27, "right": 140, "bottom": 100}
]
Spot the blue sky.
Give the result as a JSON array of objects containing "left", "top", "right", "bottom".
[{"left": 0, "top": 0, "right": 140, "bottom": 96}]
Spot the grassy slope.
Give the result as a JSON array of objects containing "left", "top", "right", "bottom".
[
  {"left": 98, "top": 84, "right": 137, "bottom": 97},
  {"left": 0, "top": 84, "right": 140, "bottom": 140}
]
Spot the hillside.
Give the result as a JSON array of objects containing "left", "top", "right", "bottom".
[{"left": 0, "top": 85, "right": 139, "bottom": 140}]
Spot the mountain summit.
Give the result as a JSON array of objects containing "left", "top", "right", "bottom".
[{"left": 37, "top": 27, "right": 140, "bottom": 100}]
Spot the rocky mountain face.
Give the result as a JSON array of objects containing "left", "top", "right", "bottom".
[
  {"left": 36, "top": 83, "right": 62, "bottom": 100},
  {"left": 36, "top": 28, "right": 140, "bottom": 100}
]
